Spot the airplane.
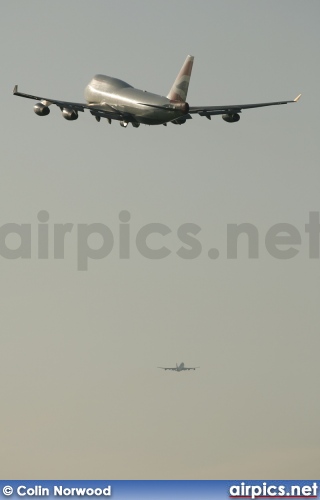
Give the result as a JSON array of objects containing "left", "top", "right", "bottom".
[
  {"left": 13, "top": 55, "right": 301, "bottom": 129},
  {"left": 158, "top": 362, "right": 199, "bottom": 372}
]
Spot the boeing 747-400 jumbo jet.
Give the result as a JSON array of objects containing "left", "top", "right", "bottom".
[
  {"left": 13, "top": 55, "right": 301, "bottom": 129},
  {"left": 158, "top": 362, "right": 199, "bottom": 372}
]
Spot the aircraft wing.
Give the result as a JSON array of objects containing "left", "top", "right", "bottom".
[
  {"left": 189, "top": 94, "right": 301, "bottom": 118},
  {"left": 157, "top": 367, "right": 177, "bottom": 371},
  {"left": 184, "top": 367, "right": 200, "bottom": 370},
  {"left": 12, "top": 85, "right": 133, "bottom": 122}
]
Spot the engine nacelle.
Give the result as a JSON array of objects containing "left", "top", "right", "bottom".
[
  {"left": 62, "top": 108, "right": 78, "bottom": 121},
  {"left": 170, "top": 101, "right": 189, "bottom": 114},
  {"left": 171, "top": 117, "right": 187, "bottom": 125},
  {"left": 222, "top": 113, "right": 240, "bottom": 123},
  {"left": 34, "top": 102, "right": 50, "bottom": 116}
]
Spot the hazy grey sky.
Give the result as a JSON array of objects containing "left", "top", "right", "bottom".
[{"left": 1, "top": 0, "right": 319, "bottom": 479}]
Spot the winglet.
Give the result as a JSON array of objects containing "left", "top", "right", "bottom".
[
  {"left": 13, "top": 85, "right": 18, "bottom": 95},
  {"left": 294, "top": 93, "right": 302, "bottom": 102}
]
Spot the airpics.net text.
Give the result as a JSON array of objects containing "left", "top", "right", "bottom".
[{"left": 0, "top": 210, "right": 320, "bottom": 271}]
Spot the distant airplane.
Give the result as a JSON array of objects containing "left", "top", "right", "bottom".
[
  {"left": 158, "top": 362, "right": 199, "bottom": 372},
  {"left": 13, "top": 55, "right": 301, "bottom": 129}
]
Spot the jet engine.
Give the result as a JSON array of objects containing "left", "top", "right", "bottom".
[
  {"left": 222, "top": 113, "right": 240, "bottom": 123},
  {"left": 62, "top": 108, "right": 78, "bottom": 121},
  {"left": 171, "top": 117, "right": 187, "bottom": 125},
  {"left": 34, "top": 103, "right": 50, "bottom": 116}
]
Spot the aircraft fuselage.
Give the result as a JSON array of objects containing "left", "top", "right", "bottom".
[{"left": 84, "top": 74, "right": 185, "bottom": 125}]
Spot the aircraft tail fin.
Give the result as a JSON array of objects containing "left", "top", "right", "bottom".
[{"left": 167, "top": 55, "right": 194, "bottom": 102}]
